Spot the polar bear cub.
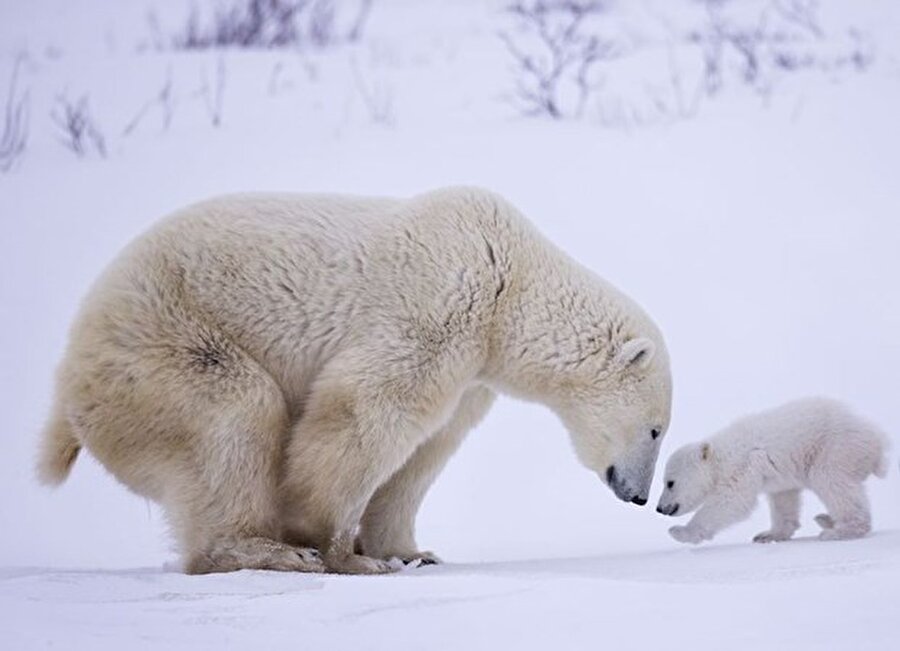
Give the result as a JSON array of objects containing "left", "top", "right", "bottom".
[{"left": 657, "top": 397, "right": 889, "bottom": 544}]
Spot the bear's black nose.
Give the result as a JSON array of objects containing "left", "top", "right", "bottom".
[
  {"left": 656, "top": 505, "right": 664, "bottom": 514},
  {"left": 631, "top": 496, "right": 647, "bottom": 506}
]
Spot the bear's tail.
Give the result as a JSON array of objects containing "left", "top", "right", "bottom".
[{"left": 36, "top": 405, "right": 81, "bottom": 486}]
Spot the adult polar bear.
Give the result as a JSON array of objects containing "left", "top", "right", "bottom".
[{"left": 37, "top": 187, "right": 672, "bottom": 575}]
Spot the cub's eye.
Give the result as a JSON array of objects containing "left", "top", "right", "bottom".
[
  {"left": 666, "top": 480, "right": 674, "bottom": 490},
  {"left": 651, "top": 428, "right": 661, "bottom": 440}
]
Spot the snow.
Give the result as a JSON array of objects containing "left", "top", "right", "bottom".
[
  {"left": 4, "top": 533, "right": 900, "bottom": 649},
  {"left": 2, "top": 0, "right": 900, "bottom": 649}
]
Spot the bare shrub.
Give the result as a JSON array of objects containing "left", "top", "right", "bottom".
[
  {"left": 196, "top": 57, "right": 227, "bottom": 127},
  {"left": 0, "top": 55, "right": 29, "bottom": 173},
  {"left": 173, "top": 0, "right": 376, "bottom": 50},
  {"left": 500, "top": 1, "right": 617, "bottom": 119},
  {"left": 123, "top": 68, "right": 176, "bottom": 136},
  {"left": 689, "top": 0, "right": 873, "bottom": 96},
  {"left": 309, "top": 0, "right": 337, "bottom": 47},
  {"left": 350, "top": 58, "right": 394, "bottom": 126},
  {"left": 51, "top": 93, "right": 106, "bottom": 158},
  {"left": 347, "top": 0, "right": 374, "bottom": 42}
]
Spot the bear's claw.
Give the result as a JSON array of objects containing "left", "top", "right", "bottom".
[
  {"left": 400, "top": 551, "right": 442, "bottom": 567},
  {"left": 753, "top": 530, "right": 792, "bottom": 544}
]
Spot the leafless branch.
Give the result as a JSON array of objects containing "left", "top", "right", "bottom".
[
  {"left": 172, "top": 0, "right": 376, "bottom": 50},
  {"left": 51, "top": 93, "right": 106, "bottom": 158},
  {"left": 0, "top": 55, "right": 29, "bottom": 173},
  {"left": 689, "top": 0, "right": 872, "bottom": 96},
  {"left": 350, "top": 58, "right": 395, "bottom": 126},
  {"left": 347, "top": 0, "right": 374, "bottom": 42},
  {"left": 196, "top": 57, "right": 227, "bottom": 127},
  {"left": 122, "top": 68, "right": 175, "bottom": 136},
  {"left": 500, "top": 1, "right": 615, "bottom": 119}
]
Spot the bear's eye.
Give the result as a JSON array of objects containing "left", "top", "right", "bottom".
[
  {"left": 666, "top": 480, "right": 674, "bottom": 490},
  {"left": 651, "top": 428, "right": 661, "bottom": 440}
]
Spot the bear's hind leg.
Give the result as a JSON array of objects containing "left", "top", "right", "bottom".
[
  {"left": 146, "top": 332, "right": 323, "bottom": 574},
  {"left": 810, "top": 478, "right": 871, "bottom": 541},
  {"left": 172, "top": 374, "right": 324, "bottom": 574},
  {"left": 753, "top": 489, "right": 801, "bottom": 543}
]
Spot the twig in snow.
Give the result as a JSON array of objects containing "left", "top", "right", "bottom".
[
  {"left": 122, "top": 68, "right": 176, "bottom": 136},
  {"left": 0, "top": 54, "right": 29, "bottom": 173},
  {"left": 500, "top": 1, "right": 615, "bottom": 119},
  {"left": 51, "top": 92, "right": 106, "bottom": 158}
]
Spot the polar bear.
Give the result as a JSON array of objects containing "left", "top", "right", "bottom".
[
  {"left": 657, "top": 397, "right": 889, "bottom": 545},
  {"left": 36, "top": 187, "right": 672, "bottom": 575}
]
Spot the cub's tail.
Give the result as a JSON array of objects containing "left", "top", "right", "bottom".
[
  {"left": 873, "top": 432, "right": 891, "bottom": 479},
  {"left": 36, "top": 405, "right": 81, "bottom": 486}
]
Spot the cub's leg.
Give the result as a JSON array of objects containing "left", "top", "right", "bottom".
[
  {"left": 753, "top": 489, "right": 801, "bottom": 543},
  {"left": 280, "top": 349, "right": 466, "bottom": 575},
  {"left": 357, "top": 385, "right": 496, "bottom": 564},
  {"left": 669, "top": 472, "right": 762, "bottom": 544},
  {"left": 809, "top": 478, "right": 871, "bottom": 541}
]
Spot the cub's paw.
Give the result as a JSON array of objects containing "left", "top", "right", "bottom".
[
  {"left": 753, "top": 530, "right": 793, "bottom": 544},
  {"left": 818, "top": 525, "right": 869, "bottom": 542},
  {"left": 814, "top": 514, "right": 835, "bottom": 530},
  {"left": 669, "top": 525, "right": 705, "bottom": 545}
]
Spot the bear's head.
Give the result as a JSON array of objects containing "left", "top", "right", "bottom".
[
  {"left": 552, "top": 335, "right": 672, "bottom": 506},
  {"left": 656, "top": 442, "right": 717, "bottom": 516}
]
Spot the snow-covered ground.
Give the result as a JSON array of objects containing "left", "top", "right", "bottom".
[
  {"left": 4, "top": 531, "right": 900, "bottom": 650},
  {"left": 1, "top": 1, "right": 899, "bottom": 649}
]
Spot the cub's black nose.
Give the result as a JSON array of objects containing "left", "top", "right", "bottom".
[
  {"left": 606, "top": 465, "right": 617, "bottom": 484},
  {"left": 631, "top": 496, "right": 647, "bottom": 506}
]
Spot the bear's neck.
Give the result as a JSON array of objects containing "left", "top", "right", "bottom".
[{"left": 478, "top": 225, "right": 635, "bottom": 403}]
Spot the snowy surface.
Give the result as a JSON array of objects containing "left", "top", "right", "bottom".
[
  {"left": 2, "top": 0, "right": 900, "bottom": 649},
  {"left": 4, "top": 533, "right": 900, "bottom": 650}
]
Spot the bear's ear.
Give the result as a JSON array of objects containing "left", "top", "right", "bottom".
[
  {"left": 700, "top": 443, "right": 711, "bottom": 461},
  {"left": 616, "top": 337, "right": 655, "bottom": 371}
]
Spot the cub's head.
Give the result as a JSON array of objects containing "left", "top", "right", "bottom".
[
  {"left": 656, "top": 442, "right": 717, "bottom": 517},
  {"left": 555, "top": 336, "right": 672, "bottom": 506}
]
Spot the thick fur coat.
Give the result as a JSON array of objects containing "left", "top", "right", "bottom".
[
  {"left": 658, "top": 397, "right": 889, "bottom": 544},
  {"left": 38, "top": 187, "right": 672, "bottom": 574}
]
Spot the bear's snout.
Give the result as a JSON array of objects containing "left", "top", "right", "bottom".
[
  {"left": 656, "top": 503, "right": 680, "bottom": 516},
  {"left": 604, "top": 465, "right": 648, "bottom": 505}
]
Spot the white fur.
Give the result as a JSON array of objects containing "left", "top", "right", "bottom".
[
  {"left": 37, "top": 187, "right": 672, "bottom": 574},
  {"left": 658, "top": 397, "right": 890, "bottom": 545}
]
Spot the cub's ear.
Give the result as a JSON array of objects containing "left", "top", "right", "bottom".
[
  {"left": 700, "top": 443, "right": 712, "bottom": 461},
  {"left": 616, "top": 337, "right": 655, "bottom": 371}
]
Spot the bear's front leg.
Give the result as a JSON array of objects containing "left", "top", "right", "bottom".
[
  {"left": 358, "top": 385, "right": 496, "bottom": 564},
  {"left": 280, "top": 350, "right": 465, "bottom": 574}
]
